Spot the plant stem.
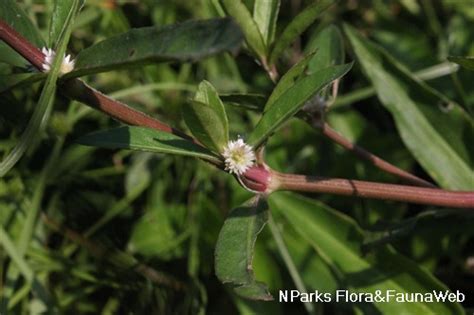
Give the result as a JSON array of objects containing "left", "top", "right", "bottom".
[
  {"left": 333, "top": 86, "right": 375, "bottom": 107},
  {"left": 61, "top": 79, "right": 194, "bottom": 141},
  {"left": 272, "top": 171, "right": 474, "bottom": 208},
  {"left": 0, "top": 20, "right": 195, "bottom": 139},
  {"left": 0, "top": 18, "right": 213, "bottom": 158},
  {"left": 321, "top": 123, "right": 435, "bottom": 188},
  {"left": 2, "top": 17, "right": 473, "bottom": 209},
  {"left": 0, "top": 20, "right": 44, "bottom": 69}
]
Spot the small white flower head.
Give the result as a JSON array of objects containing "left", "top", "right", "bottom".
[
  {"left": 41, "top": 47, "right": 75, "bottom": 75},
  {"left": 222, "top": 138, "right": 256, "bottom": 175}
]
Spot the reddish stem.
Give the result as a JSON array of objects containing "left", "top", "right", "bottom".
[
  {"left": 61, "top": 79, "right": 194, "bottom": 141},
  {"left": 321, "top": 123, "right": 435, "bottom": 187},
  {"left": 2, "top": 17, "right": 473, "bottom": 209},
  {"left": 0, "top": 20, "right": 44, "bottom": 69},
  {"left": 0, "top": 19, "right": 196, "bottom": 143},
  {"left": 273, "top": 171, "right": 474, "bottom": 209}
]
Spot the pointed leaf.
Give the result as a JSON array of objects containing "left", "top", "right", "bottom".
[
  {"left": 67, "top": 18, "right": 243, "bottom": 78},
  {"left": 249, "top": 63, "right": 352, "bottom": 148},
  {"left": 221, "top": 93, "right": 267, "bottom": 112},
  {"left": 220, "top": 0, "right": 267, "bottom": 60},
  {"left": 265, "top": 51, "right": 316, "bottom": 112},
  {"left": 345, "top": 24, "right": 474, "bottom": 189},
  {"left": 269, "top": 0, "right": 335, "bottom": 64},
  {"left": 49, "top": 0, "right": 85, "bottom": 47},
  {"left": 215, "top": 196, "right": 272, "bottom": 301},
  {"left": 269, "top": 192, "right": 464, "bottom": 315},
  {"left": 253, "top": 0, "right": 280, "bottom": 45},
  {"left": 306, "top": 24, "right": 345, "bottom": 73},
  {"left": 183, "top": 81, "right": 228, "bottom": 153},
  {"left": 76, "top": 126, "right": 221, "bottom": 164}
]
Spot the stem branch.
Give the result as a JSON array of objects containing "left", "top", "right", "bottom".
[
  {"left": 0, "top": 19, "right": 201, "bottom": 147},
  {"left": 3, "top": 17, "right": 473, "bottom": 209},
  {"left": 321, "top": 123, "right": 435, "bottom": 187},
  {"left": 273, "top": 171, "right": 474, "bottom": 209}
]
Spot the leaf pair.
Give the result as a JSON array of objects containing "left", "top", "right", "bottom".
[
  {"left": 183, "top": 81, "right": 229, "bottom": 154},
  {"left": 78, "top": 81, "right": 230, "bottom": 165},
  {"left": 183, "top": 58, "right": 352, "bottom": 154},
  {"left": 178, "top": 57, "right": 352, "bottom": 159},
  {"left": 1, "top": 10, "right": 244, "bottom": 172},
  {"left": 248, "top": 61, "right": 353, "bottom": 148}
]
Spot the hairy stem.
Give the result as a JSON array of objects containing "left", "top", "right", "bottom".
[{"left": 272, "top": 171, "right": 474, "bottom": 209}]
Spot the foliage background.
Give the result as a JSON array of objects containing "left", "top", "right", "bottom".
[{"left": 0, "top": 0, "right": 473, "bottom": 314}]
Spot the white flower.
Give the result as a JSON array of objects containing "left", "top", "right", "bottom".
[
  {"left": 41, "top": 47, "right": 75, "bottom": 74},
  {"left": 222, "top": 138, "right": 256, "bottom": 175}
]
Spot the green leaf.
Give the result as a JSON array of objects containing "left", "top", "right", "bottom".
[
  {"left": 128, "top": 198, "right": 188, "bottom": 260},
  {"left": 269, "top": 192, "right": 464, "bottom": 315},
  {"left": 182, "top": 81, "right": 229, "bottom": 153},
  {"left": 0, "top": 0, "right": 45, "bottom": 66},
  {"left": 269, "top": 0, "right": 335, "bottom": 64},
  {"left": 344, "top": 24, "right": 474, "bottom": 190},
  {"left": 0, "top": 226, "right": 34, "bottom": 282},
  {"left": 253, "top": 0, "right": 280, "bottom": 46},
  {"left": 76, "top": 126, "right": 221, "bottom": 164},
  {"left": 248, "top": 63, "right": 352, "bottom": 148},
  {"left": 0, "top": 73, "right": 46, "bottom": 94},
  {"left": 215, "top": 196, "right": 272, "bottom": 301},
  {"left": 265, "top": 51, "right": 316, "bottom": 112},
  {"left": 0, "top": 1, "right": 79, "bottom": 177},
  {"left": 67, "top": 18, "right": 243, "bottom": 78},
  {"left": 220, "top": 0, "right": 267, "bottom": 60},
  {"left": 221, "top": 93, "right": 267, "bottom": 112},
  {"left": 447, "top": 56, "right": 474, "bottom": 71},
  {"left": 306, "top": 24, "right": 345, "bottom": 73},
  {"left": 282, "top": 227, "right": 338, "bottom": 293},
  {"left": 49, "top": 0, "right": 84, "bottom": 47}
]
